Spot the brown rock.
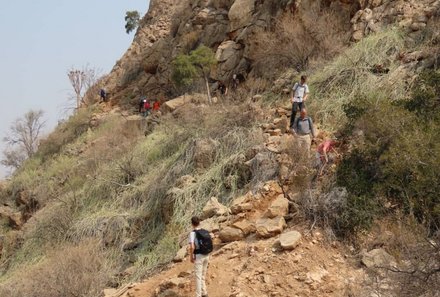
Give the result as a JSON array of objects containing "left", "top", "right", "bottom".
[
  {"left": 264, "top": 194, "right": 289, "bottom": 218},
  {"left": 256, "top": 217, "right": 286, "bottom": 238},
  {"left": 219, "top": 227, "right": 244, "bottom": 242},
  {"left": 193, "top": 138, "right": 219, "bottom": 170},
  {"left": 232, "top": 219, "right": 256, "bottom": 236},
  {"left": 202, "top": 197, "right": 229, "bottom": 219},
  {"left": 230, "top": 194, "right": 253, "bottom": 214}
]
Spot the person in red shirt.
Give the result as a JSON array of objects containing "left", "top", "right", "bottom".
[{"left": 153, "top": 100, "right": 161, "bottom": 111}]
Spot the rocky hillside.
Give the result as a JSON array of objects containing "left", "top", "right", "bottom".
[{"left": 1, "top": 0, "right": 440, "bottom": 297}]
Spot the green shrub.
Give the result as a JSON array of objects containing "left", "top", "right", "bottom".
[{"left": 336, "top": 71, "right": 440, "bottom": 234}]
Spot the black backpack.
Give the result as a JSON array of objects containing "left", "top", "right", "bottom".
[{"left": 194, "top": 229, "right": 213, "bottom": 255}]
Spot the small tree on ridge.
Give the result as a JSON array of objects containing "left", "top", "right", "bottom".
[{"left": 172, "top": 45, "right": 217, "bottom": 104}]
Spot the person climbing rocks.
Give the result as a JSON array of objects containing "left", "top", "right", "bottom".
[
  {"left": 290, "top": 75, "right": 310, "bottom": 128},
  {"left": 217, "top": 81, "right": 228, "bottom": 96},
  {"left": 292, "top": 108, "right": 315, "bottom": 157},
  {"left": 316, "top": 133, "right": 339, "bottom": 176},
  {"left": 189, "top": 216, "right": 213, "bottom": 297},
  {"left": 100, "top": 89, "right": 107, "bottom": 102}
]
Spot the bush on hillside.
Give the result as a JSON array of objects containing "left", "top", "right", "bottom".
[
  {"left": 336, "top": 70, "right": 440, "bottom": 235},
  {"left": 0, "top": 241, "right": 117, "bottom": 297},
  {"left": 38, "top": 108, "right": 94, "bottom": 160}
]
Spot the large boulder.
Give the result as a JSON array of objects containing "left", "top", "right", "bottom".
[
  {"left": 214, "top": 40, "right": 243, "bottom": 79},
  {"left": 264, "top": 194, "right": 289, "bottom": 218},
  {"left": 219, "top": 226, "right": 244, "bottom": 242},
  {"left": 193, "top": 138, "right": 219, "bottom": 170},
  {"left": 362, "top": 248, "right": 396, "bottom": 268},
  {"left": 163, "top": 95, "right": 193, "bottom": 112},
  {"left": 279, "top": 231, "right": 302, "bottom": 250},
  {"left": 232, "top": 219, "right": 256, "bottom": 236},
  {"left": 230, "top": 193, "right": 253, "bottom": 214},
  {"left": 256, "top": 216, "right": 286, "bottom": 238},
  {"left": 202, "top": 197, "right": 229, "bottom": 219},
  {"left": 228, "top": 0, "right": 256, "bottom": 31}
]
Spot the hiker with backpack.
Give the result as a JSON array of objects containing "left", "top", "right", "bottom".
[
  {"left": 290, "top": 75, "right": 310, "bottom": 128},
  {"left": 189, "top": 216, "right": 213, "bottom": 297},
  {"left": 100, "top": 89, "right": 107, "bottom": 102},
  {"left": 292, "top": 108, "right": 315, "bottom": 157}
]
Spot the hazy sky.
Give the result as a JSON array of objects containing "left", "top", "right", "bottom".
[{"left": 0, "top": 0, "right": 150, "bottom": 177}]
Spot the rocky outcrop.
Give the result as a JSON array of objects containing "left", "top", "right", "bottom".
[
  {"left": 361, "top": 248, "right": 396, "bottom": 268},
  {"left": 202, "top": 197, "right": 229, "bottom": 219},
  {"left": 256, "top": 216, "right": 286, "bottom": 238},
  {"left": 350, "top": 0, "right": 440, "bottom": 41}
]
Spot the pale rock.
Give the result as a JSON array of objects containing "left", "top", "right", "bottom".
[
  {"left": 200, "top": 218, "right": 220, "bottom": 232},
  {"left": 232, "top": 219, "right": 256, "bottom": 236},
  {"left": 306, "top": 268, "right": 329, "bottom": 283},
  {"left": 352, "top": 30, "right": 364, "bottom": 41},
  {"left": 228, "top": 0, "right": 256, "bottom": 31},
  {"left": 256, "top": 216, "right": 286, "bottom": 238},
  {"left": 163, "top": 94, "right": 194, "bottom": 112},
  {"left": 279, "top": 231, "right": 302, "bottom": 250},
  {"left": 219, "top": 226, "right": 244, "bottom": 242},
  {"left": 193, "top": 139, "right": 219, "bottom": 170},
  {"left": 410, "top": 22, "right": 427, "bottom": 31},
  {"left": 265, "top": 194, "right": 289, "bottom": 218},
  {"left": 173, "top": 246, "right": 188, "bottom": 262},
  {"left": 362, "top": 248, "right": 396, "bottom": 268},
  {"left": 202, "top": 197, "right": 229, "bottom": 219}
]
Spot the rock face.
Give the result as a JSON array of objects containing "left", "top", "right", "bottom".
[
  {"left": 228, "top": 0, "right": 256, "bottom": 31},
  {"left": 279, "top": 231, "right": 302, "bottom": 250},
  {"left": 362, "top": 248, "right": 396, "bottom": 268},
  {"left": 219, "top": 226, "right": 244, "bottom": 242},
  {"left": 256, "top": 216, "right": 286, "bottom": 238},
  {"left": 202, "top": 197, "right": 229, "bottom": 219}
]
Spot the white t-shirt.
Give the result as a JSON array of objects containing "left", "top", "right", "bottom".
[
  {"left": 189, "top": 229, "right": 202, "bottom": 259},
  {"left": 292, "top": 82, "right": 310, "bottom": 102}
]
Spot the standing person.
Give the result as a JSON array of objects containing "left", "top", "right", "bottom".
[
  {"left": 189, "top": 216, "right": 213, "bottom": 297},
  {"left": 139, "top": 95, "right": 146, "bottom": 113},
  {"left": 100, "top": 89, "right": 107, "bottom": 102},
  {"left": 292, "top": 108, "right": 315, "bottom": 157},
  {"left": 290, "top": 75, "right": 310, "bottom": 128},
  {"left": 153, "top": 100, "right": 161, "bottom": 112},
  {"left": 143, "top": 100, "right": 151, "bottom": 117}
]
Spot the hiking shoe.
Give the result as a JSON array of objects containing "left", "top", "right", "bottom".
[{"left": 202, "top": 295, "right": 208, "bottom": 297}]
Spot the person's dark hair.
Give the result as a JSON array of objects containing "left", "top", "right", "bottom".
[
  {"left": 301, "top": 75, "right": 307, "bottom": 81},
  {"left": 191, "top": 216, "right": 201, "bottom": 227}
]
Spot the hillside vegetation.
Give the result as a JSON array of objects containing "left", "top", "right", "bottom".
[{"left": 1, "top": 0, "right": 440, "bottom": 296}]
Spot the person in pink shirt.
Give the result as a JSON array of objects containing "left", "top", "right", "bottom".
[{"left": 316, "top": 133, "right": 339, "bottom": 176}]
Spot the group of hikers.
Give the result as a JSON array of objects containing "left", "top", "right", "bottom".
[
  {"left": 290, "top": 75, "right": 339, "bottom": 176},
  {"left": 138, "top": 95, "right": 161, "bottom": 117},
  {"left": 188, "top": 75, "right": 339, "bottom": 297}
]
